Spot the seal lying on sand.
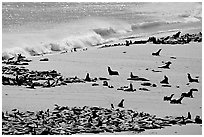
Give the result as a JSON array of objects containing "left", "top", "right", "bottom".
[
  {"left": 40, "top": 58, "right": 49, "bottom": 61},
  {"left": 152, "top": 49, "right": 162, "bottom": 56},
  {"left": 195, "top": 116, "right": 202, "bottom": 124},
  {"left": 164, "top": 94, "right": 174, "bottom": 101},
  {"left": 187, "top": 73, "right": 199, "bottom": 83},
  {"left": 158, "top": 61, "right": 172, "bottom": 69},
  {"left": 118, "top": 99, "right": 124, "bottom": 108},
  {"left": 127, "top": 72, "right": 149, "bottom": 81},
  {"left": 124, "top": 83, "right": 136, "bottom": 92},
  {"left": 130, "top": 72, "right": 138, "bottom": 78},
  {"left": 7, "top": 56, "right": 15, "bottom": 62},
  {"left": 107, "top": 66, "right": 119, "bottom": 76},
  {"left": 170, "top": 96, "right": 184, "bottom": 104},
  {"left": 160, "top": 75, "right": 169, "bottom": 84},
  {"left": 181, "top": 89, "right": 197, "bottom": 98}
]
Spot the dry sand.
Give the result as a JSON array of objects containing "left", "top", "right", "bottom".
[{"left": 2, "top": 42, "right": 202, "bottom": 134}]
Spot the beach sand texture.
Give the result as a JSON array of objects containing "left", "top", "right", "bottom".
[{"left": 2, "top": 42, "right": 202, "bottom": 134}]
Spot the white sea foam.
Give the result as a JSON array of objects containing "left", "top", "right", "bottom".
[{"left": 2, "top": 18, "right": 132, "bottom": 59}]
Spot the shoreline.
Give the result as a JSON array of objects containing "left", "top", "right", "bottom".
[{"left": 2, "top": 27, "right": 202, "bottom": 60}]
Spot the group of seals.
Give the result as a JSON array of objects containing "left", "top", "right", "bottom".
[
  {"left": 2, "top": 31, "right": 202, "bottom": 135},
  {"left": 2, "top": 54, "right": 32, "bottom": 65},
  {"left": 2, "top": 65, "right": 93, "bottom": 88},
  {"left": 148, "top": 31, "right": 202, "bottom": 44},
  {"left": 99, "top": 32, "right": 201, "bottom": 49},
  {"left": 2, "top": 104, "right": 202, "bottom": 135},
  {"left": 163, "top": 88, "right": 198, "bottom": 104}
]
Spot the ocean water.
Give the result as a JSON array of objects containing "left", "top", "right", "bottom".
[{"left": 2, "top": 2, "right": 202, "bottom": 59}]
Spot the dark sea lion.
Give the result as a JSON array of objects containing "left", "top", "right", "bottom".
[
  {"left": 8, "top": 56, "right": 15, "bottom": 62},
  {"left": 187, "top": 73, "right": 199, "bottom": 83},
  {"left": 124, "top": 83, "right": 136, "bottom": 92},
  {"left": 163, "top": 94, "right": 174, "bottom": 101},
  {"left": 170, "top": 96, "right": 184, "bottom": 104},
  {"left": 118, "top": 99, "right": 124, "bottom": 108},
  {"left": 172, "top": 31, "right": 181, "bottom": 39},
  {"left": 103, "top": 81, "right": 108, "bottom": 86},
  {"left": 152, "top": 49, "right": 162, "bottom": 56},
  {"left": 84, "top": 73, "right": 91, "bottom": 82},
  {"left": 107, "top": 66, "right": 119, "bottom": 76},
  {"left": 158, "top": 61, "right": 172, "bottom": 69},
  {"left": 130, "top": 72, "right": 138, "bottom": 78},
  {"left": 39, "top": 58, "right": 49, "bottom": 61},
  {"left": 181, "top": 89, "right": 195, "bottom": 98},
  {"left": 111, "top": 104, "right": 114, "bottom": 109},
  {"left": 139, "top": 88, "right": 149, "bottom": 91},
  {"left": 187, "top": 112, "right": 191, "bottom": 119},
  {"left": 99, "top": 77, "right": 110, "bottom": 80},
  {"left": 160, "top": 75, "right": 169, "bottom": 84},
  {"left": 195, "top": 116, "right": 202, "bottom": 124}
]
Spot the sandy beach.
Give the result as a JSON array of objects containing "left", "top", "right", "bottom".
[
  {"left": 2, "top": 2, "right": 202, "bottom": 135},
  {"left": 2, "top": 40, "right": 202, "bottom": 134}
]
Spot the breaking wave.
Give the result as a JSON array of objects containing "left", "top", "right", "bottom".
[{"left": 2, "top": 24, "right": 131, "bottom": 60}]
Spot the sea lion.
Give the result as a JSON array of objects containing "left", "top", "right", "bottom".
[
  {"left": 187, "top": 73, "right": 199, "bottom": 83},
  {"left": 160, "top": 75, "right": 169, "bottom": 84},
  {"left": 39, "top": 58, "right": 49, "bottom": 61},
  {"left": 130, "top": 72, "right": 138, "bottom": 78},
  {"left": 158, "top": 61, "right": 172, "bottom": 69},
  {"left": 124, "top": 83, "right": 136, "bottom": 92},
  {"left": 111, "top": 104, "right": 114, "bottom": 109},
  {"left": 181, "top": 89, "right": 194, "bottom": 98},
  {"left": 118, "top": 99, "right": 124, "bottom": 108},
  {"left": 170, "top": 96, "right": 184, "bottom": 104},
  {"left": 172, "top": 31, "right": 181, "bottom": 39},
  {"left": 139, "top": 88, "right": 149, "bottom": 91},
  {"left": 152, "top": 49, "right": 162, "bottom": 56},
  {"left": 107, "top": 66, "right": 119, "bottom": 76},
  {"left": 195, "top": 115, "right": 202, "bottom": 124},
  {"left": 84, "top": 73, "right": 91, "bottom": 82},
  {"left": 187, "top": 112, "right": 191, "bottom": 119},
  {"left": 163, "top": 94, "right": 174, "bottom": 101}
]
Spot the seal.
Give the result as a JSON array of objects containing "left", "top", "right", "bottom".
[
  {"left": 187, "top": 73, "right": 199, "bottom": 83},
  {"left": 181, "top": 89, "right": 196, "bottom": 98},
  {"left": 160, "top": 75, "right": 169, "bottom": 84},
  {"left": 172, "top": 31, "right": 181, "bottom": 39},
  {"left": 107, "top": 66, "right": 119, "bottom": 76},
  {"left": 117, "top": 99, "right": 124, "bottom": 108},
  {"left": 84, "top": 73, "right": 91, "bottom": 82},
  {"left": 163, "top": 94, "right": 174, "bottom": 101},
  {"left": 170, "top": 96, "right": 184, "bottom": 104},
  {"left": 152, "top": 49, "right": 162, "bottom": 56},
  {"left": 158, "top": 61, "right": 172, "bottom": 69},
  {"left": 130, "top": 72, "right": 138, "bottom": 78},
  {"left": 124, "top": 83, "right": 136, "bottom": 92}
]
